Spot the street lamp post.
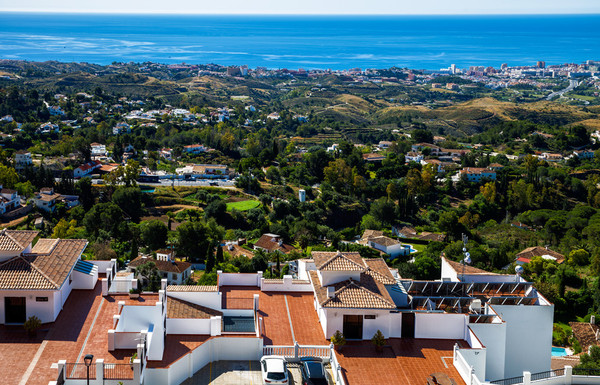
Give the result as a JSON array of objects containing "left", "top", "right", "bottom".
[{"left": 84, "top": 354, "right": 94, "bottom": 385}]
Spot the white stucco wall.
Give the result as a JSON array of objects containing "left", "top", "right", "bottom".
[
  {"left": 71, "top": 269, "right": 97, "bottom": 290},
  {"left": 491, "top": 303, "right": 554, "bottom": 378},
  {"left": 217, "top": 272, "right": 260, "bottom": 287},
  {"left": 144, "top": 337, "right": 262, "bottom": 385},
  {"left": 469, "top": 321, "right": 506, "bottom": 381},
  {"left": 261, "top": 276, "right": 313, "bottom": 292},
  {"left": 166, "top": 318, "right": 212, "bottom": 335},
  {"left": 166, "top": 291, "right": 222, "bottom": 311},
  {"left": 318, "top": 270, "right": 361, "bottom": 286},
  {"left": 441, "top": 258, "right": 459, "bottom": 281},
  {"left": 0, "top": 290, "right": 56, "bottom": 324},
  {"left": 298, "top": 260, "right": 316, "bottom": 280},
  {"left": 323, "top": 308, "right": 402, "bottom": 340},
  {"left": 414, "top": 312, "right": 467, "bottom": 340}
]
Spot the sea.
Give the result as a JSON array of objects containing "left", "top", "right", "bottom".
[{"left": 0, "top": 13, "right": 599, "bottom": 70}]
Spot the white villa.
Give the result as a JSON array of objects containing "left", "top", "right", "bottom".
[
  {"left": 0, "top": 230, "right": 91, "bottom": 324},
  {"left": 47, "top": 249, "right": 594, "bottom": 385},
  {"left": 0, "top": 186, "right": 20, "bottom": 215}
]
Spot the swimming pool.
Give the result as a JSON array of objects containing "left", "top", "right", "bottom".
[{"left": 552, "top": 347, "right": 568, "bottom": 357}]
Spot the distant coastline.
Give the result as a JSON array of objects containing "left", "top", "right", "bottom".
[{"left": 0, "top": 13, "right": 599, "bottom": 70}]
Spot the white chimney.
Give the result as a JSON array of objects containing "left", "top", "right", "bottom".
[{"left": 327, "top": 287, "right": 335, "bottom": 298}]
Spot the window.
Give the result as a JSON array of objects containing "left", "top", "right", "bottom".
[
  {"left": 36, "top": 297, "right": 48, "bottom": 302},
  {"left": 365, "top": 315, "right": 376, "bottom": 319}
]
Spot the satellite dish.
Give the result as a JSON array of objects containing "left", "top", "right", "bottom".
[
  {"left": 462, "top": 247, "right": 467, "bottom": 252},
  {"left": 515, "top": 265, "right": 524, "bottom": 275},
  {"left": 463, "top": 255, "right": 471, "bottom": 264}
]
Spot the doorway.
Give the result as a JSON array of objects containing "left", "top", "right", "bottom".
[
  {"left": 343, "top": 315, "right": 363, "bottom": 339},
  {"left": 401, "top": 312, "right": 415, "bottom": 338},
  {"left": 5, "top": 297, "right": 26, "bottom": 324}
]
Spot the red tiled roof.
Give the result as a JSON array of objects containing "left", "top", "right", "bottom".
[
  {"left": 167, "top": 285, "right": 217, "bottom": 292},
  {"left": 167, "top": 297, "right": 222, "bottom": 319},
  {"left": 254, "top": 234, "right": 295, "bottom": 254},
  {"left": 0, "top": 239, "right": 88, "bottom": 290},
  {"left": 309, "top": 270, "right": 396, "bottom": 309},
  {"left": 364, "top": 258, "right": 397, "bottom": 285},
  {"left": 442, "top": 257, "right": 497, "bottom": 275},
  {"left": 0, "top": 230, "right": 38, "bottom": 252},
  {"left": 516, "top": 246, "right": 565, "bottom": 264},
  {"left": 312, "top": 251, "right": 365, "bottom": 272}
]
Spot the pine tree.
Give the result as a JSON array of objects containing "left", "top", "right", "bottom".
[
  {"left": 216, "top": 246, "right": 224, "bottom": 264},
  {"left": 205, "top": 248, "right": 215, "bottom": 273}
]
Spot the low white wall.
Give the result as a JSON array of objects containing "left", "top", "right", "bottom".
[
  {"left": 167, "top": 318, "right": 211, "bottom": 335},
  {"left": 469, "top": 322, "right": 506, "bottom": 381},
  {"left": 218, "top": 272, "right": 260, "bottom": 287},
  {"left": 324, "top": 308, "right": 402, "bottom": 340},
  {"left": 115, "top": 332, "right": 139, "bottom": 349},
  {"left": 222, "top": 309, "right": 254, "bottom": 317},
  {"left": 457, "top": 347, "right": 487, "bottom": 381},
  {"left": 143, "top": 337, "right": 263, "bottom": 385},
  {"left": 415, "top": 312, "right": 466, "bottom": 340},
  {"left": 90, "top": 260, "right": 115, "bottom": 274},
  {"left": 71, "top": 269, "right": 97, "bottom": 290},
  {"left": 298, "top": 260, "right": 316, "bottom": 281},
  {"left": 261, "top": 276, "right": 313, "bottom": 292}
]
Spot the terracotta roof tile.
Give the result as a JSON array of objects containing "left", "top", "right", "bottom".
[
  {"left": 167, "top": 285, "right": 218, "bottom": 292},
  {"left": 31, "top": 238, "right": 60, "bottom": 254},
  {"left": 0, "top": 230, "right": 38, "bottom": 252},
  {"left": 0, "top": 238, "right": 88, "bottom": 290},
  {"left": 312, "top": 251, "right": 365, "bottom": 271},
  {"left": 254, "top": 234, "right": 295, "bottom": 254},
  {"left": 516, "top": 246, "right": 565, "bottom": 264},
  {"left": 364, "top": 258, "right": 397, "bottom": 285},
  {"left": 309, "top": 270, "right": 396, "bottom": 309},
  {"left": 167, "top": 297, "right": 222, "bottom": 319},
  {"left": 442, "top": 257, "right": 497, "bottom": 275},
  {"left": 0, "top": 257, "right": 56, "bottom": 290}
]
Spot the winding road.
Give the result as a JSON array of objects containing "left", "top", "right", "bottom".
[{"left": 547, "top": 79, "right": 579, "bottom": 100}]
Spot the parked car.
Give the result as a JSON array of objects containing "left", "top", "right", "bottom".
[
  {"left": 300, "top": 357, "right": 328, "bottom": 385},
  {"left": 260, "top": 355, "right": 288, "bottom": 384}
]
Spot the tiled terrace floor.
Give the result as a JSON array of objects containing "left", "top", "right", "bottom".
[
  {"left": 336, "top": 338, "right": 465, "bottom": 385},
  {"left": 220, "top": 285, "right": 257, "bottom": 309},
  {"left": 0, "top": 282, "right": 159, "bottom": 385},
  {"left": 220, "top": 285, "right": 327, "bottom": 345},
  {"left": 259, "top": 290, "right": 328, "bottom": 345}
]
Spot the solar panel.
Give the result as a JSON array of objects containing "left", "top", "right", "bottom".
[{"left": 74, "top": 260, "right": 96, "bottom": 275}]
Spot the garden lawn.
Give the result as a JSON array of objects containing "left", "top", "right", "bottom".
[{"left": 226, "top": 200, "right": 261, "bottom": 211}]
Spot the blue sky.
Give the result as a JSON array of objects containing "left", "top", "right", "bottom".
[{"left": 2, "top": 0, "right": 600, "bottom": 14}]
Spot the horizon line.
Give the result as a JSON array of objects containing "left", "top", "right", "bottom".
[{"left": 2, "top": 10, "right": 600, "bottom": 16}]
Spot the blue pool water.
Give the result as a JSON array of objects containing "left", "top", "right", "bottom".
[
  {"left": 552, "top": 347, "right": 568, "bottom": 357},
  {"left": 0, "top": 13, "right": 599, "bottom": 69}
]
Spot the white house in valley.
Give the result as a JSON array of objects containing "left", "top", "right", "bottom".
[
  {"left": 14, "top": 150, "right": 32, "bottom": 171},
  {"left": 0, "top": 187, "right": 20, "bottom": 215}
]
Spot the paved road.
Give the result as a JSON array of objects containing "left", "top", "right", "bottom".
[
  {"left": 547, "top": 80, "right": 578, "bottom": 100},
  {"left": 87, "top": 178, "right": 237, "bottom": 189}
]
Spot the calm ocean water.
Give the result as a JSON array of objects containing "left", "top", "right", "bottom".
[{"left": 0, "top": 13, "right": 599, "bottom": 70}]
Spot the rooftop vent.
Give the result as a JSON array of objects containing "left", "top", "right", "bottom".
[
  {"left": 327, "top": 286, "right": 335, "bottom": 298},
  {"left": 469, "top": 299, "right": 482, "bottom": 313}
]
